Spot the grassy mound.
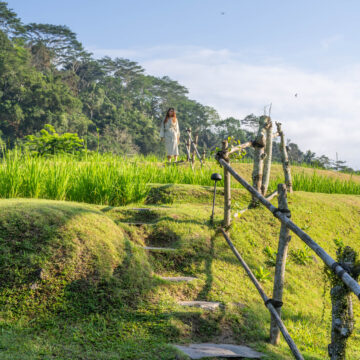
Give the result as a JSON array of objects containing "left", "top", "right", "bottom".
[
  {"left": 1, "top": 190, "right": 360, "bottom": 359},
  {"left": 0, "top": 199, "right": 152, "bottom": 320}
]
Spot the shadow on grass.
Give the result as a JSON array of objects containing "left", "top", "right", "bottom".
[
  {"left": 196, "top": 235, "right": 215, "bottom": 301},
  {"left": 63, "top": 239, "right": 157, "bottom": 317}
]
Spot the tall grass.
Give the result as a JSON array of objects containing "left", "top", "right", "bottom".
[
  {"left": 0, "top": 151, "right": 223, "bottom": 205},
  {"left": 0, "top": 151, "right": 359, "bottom": 206},
  {"left": 269, "top": 172, "right": 360, "bottom": 195},
  {"left": 292, "top": 172, "right": 360, "bottom": 194}
]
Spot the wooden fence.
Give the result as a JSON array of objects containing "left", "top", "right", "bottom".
[{"left": 215, "top": 141, "right": 360, "bottom": 359}]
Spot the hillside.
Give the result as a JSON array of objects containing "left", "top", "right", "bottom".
[{"left": 1, "top": 187, "right": 360, "bottom": 359}]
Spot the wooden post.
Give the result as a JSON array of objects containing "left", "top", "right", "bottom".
[
  {"left": 222, "top": 140, "right": 231, "bottom": 229},
  {"left": 251, "top": 116, "right": 267, "bottom": 206},
  {"left": 202, "top": 148, "right": 206, "bottom": 163},
  {"left": 328, "top": 246, "right": 360, "bottom": 360},
  {"left": 276, "top": 122, "right": 293, "bottom": 193},
  {"left": 270, "top": 183, "right": 291, "bottom": 345},
  {"left": 186, "top": 129, "right": 192, "bottom": 162},
  {"left": 186, "top": 138, "right": 191, "bottom": 162},
  {"left": 191, "top": 134, "right": 198, "bottom": 167},
  {"left": 261, "top": 117, "right": 273, "bottom": 196}
]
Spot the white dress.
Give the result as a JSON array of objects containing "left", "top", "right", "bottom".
[{"left": 160, "top": 118, "right": 180, "bottom": 156}]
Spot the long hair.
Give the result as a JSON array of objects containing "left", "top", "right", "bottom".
[{"left": 164, "top": 108, "right": 177, "bottom": 124}]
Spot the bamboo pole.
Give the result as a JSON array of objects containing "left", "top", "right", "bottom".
[
  {"left": 214, "top": 156, "right": 360, "bottom": 299},
  {"left": 270, "top": 184, "right": 291, "bottom": 345},
  {"left": 186, "top": 129, "right": 203, "bottom": 165},
  {"left": 191, "top": 134, "right": 197, "bottom": 167},
  {"left": 276, "top": 122, "right": 293, "bottom": 193},
  {"left": 222, "top": 140, "right": 231, "bottom": 229},
  {"left": 185, "top": 136, "right": 191, "bottom": 162},
  {"left": 251, "top": 116, "right": 267, "bottom": 206},
  {"left": 220, "top": 229, "right": 304, "bottom": 360},
  {"left": 261, "top": 117, "right": 273, "bottom": 195}
]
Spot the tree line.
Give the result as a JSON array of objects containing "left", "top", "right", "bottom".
[{"left": 0, "top": 2, "right": 356, "bottom": 173}]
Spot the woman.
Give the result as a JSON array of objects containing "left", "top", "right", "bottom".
[{"left": 160, "top": 108, "right": 180, "bottom": 162}]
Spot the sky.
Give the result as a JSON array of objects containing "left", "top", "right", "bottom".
[{"left": 7, "top": 0, "right": 360, "bottom": 169}]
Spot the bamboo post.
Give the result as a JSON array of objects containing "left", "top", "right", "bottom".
[
  {"left": 186, "top": 128, "right": 192, "bottom": 162},
  {"left": 261, "top": 117, "right": 273, "bottom": 196},
  {"left": 222, "top": 140, "right": 231, "bottom": 229},
  {"left": 251, "top": 116, "right": 267, "bottom": 206},
  {"left": 186, "top": 137, "right": 191, "bottom": 162},
  {"left": 270, "top": 184, "right": 291, "bottom": 345},
  {"left": 191, "top": 134, "right": 198, "bottom": 167},
  {"left": 276, "top": 122, "right": 293, "bottom": 193},
  {"left": 328, "top": 246, "right": 360, "bottom": 360}
]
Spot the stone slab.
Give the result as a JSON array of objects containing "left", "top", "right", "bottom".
[
  {"left": 173, "top": 343, "right": 264, "bottom": 359},
  {"left": 178, "top": 301, "right": 221, "bottom": 311},
  {"left": 160, "top": 276, "right": 197, "bottom": 282},
  {"left": 142, "top": 246, "right": 177, "bottom": 252},
  {"left": 129, "top": 208, "right": 152, "bottom": 211}
]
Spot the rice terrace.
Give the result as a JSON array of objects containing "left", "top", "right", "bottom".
[{"left": 1, "top": 1, "right": 360, "bottom": 360}]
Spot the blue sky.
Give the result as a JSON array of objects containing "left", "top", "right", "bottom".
[{"left": 7, "top": 0, "right": 360, "bottom": 168}]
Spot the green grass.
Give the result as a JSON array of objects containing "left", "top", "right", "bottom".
[
  {"left": 1, "top": 151, "right": 360, "bottom": 207},
  {"left": 0, "top": 189, "right": 360, "bottom": 359}
]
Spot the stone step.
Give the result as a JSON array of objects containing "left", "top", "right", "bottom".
[
  {"left": 128, "top": 208, "right": 153, "bottom": 211},
  {"left": 178, "top": 301, "right": 221, "bottom": 311},
  {"left": 159, "top": 276, "right": 197, "bottom": 283},
  {"left": 141, "top": 246, "right": 177, "bottom": 252},
  {"left": 173, "top": 343, "right": 265, "bottom": 359},
  {"left": 119, "top": 222, "right": 157, "bottom": 226}
]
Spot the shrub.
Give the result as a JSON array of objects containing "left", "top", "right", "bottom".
[{"left": 24, "top": 124, "right": 84, "bottom": 156}]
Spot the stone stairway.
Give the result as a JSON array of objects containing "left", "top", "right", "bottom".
[{"left": 122, "top": 208, "right": 265, "bottom": 359}]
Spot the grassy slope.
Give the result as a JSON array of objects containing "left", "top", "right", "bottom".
[{"left": 0, "top": 188, "right": 359, "bottom": 359}]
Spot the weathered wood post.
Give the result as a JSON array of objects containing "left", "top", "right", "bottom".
[
  {"left": 222, "top": 140, "right": 231, "bottom": 229},
  {"left": 186, "top": 137, "right": 191, "bottom": 162},
  {"left": 270, "top": 183, "right": 291, "bottom": 345},
  {"left": 276, "top": 122, "right": 293, "bottom": 193},
  {"left": 186, "top": 128, "right": 192, "bottom": 162},
  {"left": 261, "top": 116, "right": 273, "bottom": 196},
  {"left": 251, "top": 116, "right": 267, "bottom": 207},
  {"left": 328, "top": 246, "right": 360, "bottom": 360},
  {"left": 191, "top": 134, "right": 198, "bottom": 167}
]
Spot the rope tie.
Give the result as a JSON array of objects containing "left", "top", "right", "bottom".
[
  {"left": 273, "top": 208, "right": 291, "bottom": 219},
  {"left": 265, "top": 298, "right": 283, "bottom": 308}
]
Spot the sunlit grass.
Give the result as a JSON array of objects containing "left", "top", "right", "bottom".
[{"left": 0, "top": 150, "right": 359, "bottom": 206}]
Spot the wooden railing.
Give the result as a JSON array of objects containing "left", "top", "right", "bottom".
[{"left": 215, "top": 141, "right": 360, "bottom": 359}]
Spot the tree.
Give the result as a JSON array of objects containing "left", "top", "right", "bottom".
[
  {"left": 0, "top": 1, "right": 24, "bottom": 37},
  {"left": 24, "top": 23, "right": 88, "bottom": 70}
]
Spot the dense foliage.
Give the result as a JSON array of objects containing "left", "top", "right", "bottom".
[{"left": 0, "top": 2, "right": 356, "bottom": 172}]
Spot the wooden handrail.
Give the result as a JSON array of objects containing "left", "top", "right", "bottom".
[
  {"left": 220, "top": 229, "right": 304, "bottom": 360},
  {"left": 216, "top": 156, "right": 360, "bottom": 300}
]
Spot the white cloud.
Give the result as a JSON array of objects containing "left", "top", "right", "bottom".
[
  {"left": 90, "top": 45, "right": 360, "bottom": 169},
  {"left": 321, "top": 34, "right": 343, "bottom": 50}
]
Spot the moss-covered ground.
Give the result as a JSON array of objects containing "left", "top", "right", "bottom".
[{"left": 0, "top": 185, "right": 359, "bottom": 359}]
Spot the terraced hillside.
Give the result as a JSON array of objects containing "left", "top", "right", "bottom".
[{"left": 0, "top": 185, "right": 359, "bottom": 359}]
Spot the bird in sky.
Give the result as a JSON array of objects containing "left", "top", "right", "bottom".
[
  {"left": 294, "top": 93, "right": 298, "bottom": 97},
  {"left": 221, "top": 12, "right": 225, "bottom": 15}
]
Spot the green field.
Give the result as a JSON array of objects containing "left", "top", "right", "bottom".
[{"left": 0, "top": 151, "right": 359, "bottom": 206}]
